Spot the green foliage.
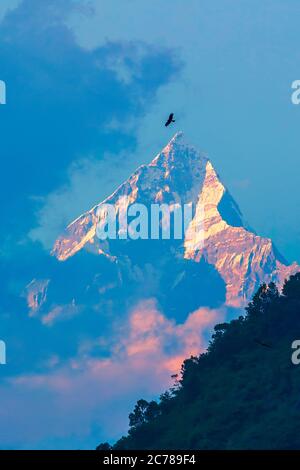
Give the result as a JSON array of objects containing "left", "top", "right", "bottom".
[
  {"left": 102, "top": 274, "right": 300, "bottom": 450},
  {"left": 129, "top": 399, "right": 160, "bottom": 431},
  {"left": 282, "top": 273, "right": 300, "bottom": 300},
  {"left": 96, "top": 442, "right": 112, "bottom": 451}
]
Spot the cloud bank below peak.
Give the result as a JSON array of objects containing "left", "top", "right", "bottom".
[{"left": 0, "top": 299, "right": 224, "bottom": 449}]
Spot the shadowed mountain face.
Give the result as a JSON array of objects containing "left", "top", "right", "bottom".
[{"left": 29, "top": 132, "right": 298, "bottom": 325}]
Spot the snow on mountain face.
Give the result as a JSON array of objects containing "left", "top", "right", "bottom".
[
  {"left": 52, "top": 132, "right": 299, "bottom": 307},
  {"left": 53, "top": 132, "right": 209, "bottom": 261}
]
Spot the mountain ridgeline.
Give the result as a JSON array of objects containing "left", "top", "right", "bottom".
[
  {"left": 28, "top": 133, "right": 299, "bottom": 327},
  {"left": 99, "top": 273, "right": 300, "bottom": 450}
]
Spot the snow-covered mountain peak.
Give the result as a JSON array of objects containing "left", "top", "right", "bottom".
[{"left": 51, "top": 134, "right": 299, "bottom": 307}]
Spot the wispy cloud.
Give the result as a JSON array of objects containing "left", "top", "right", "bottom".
[{"left": 0, "top": 0, "right": 181, "bottom": 251}]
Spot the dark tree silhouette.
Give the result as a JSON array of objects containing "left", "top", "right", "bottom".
[{"left": 98, "top": 273, "right": 300, "bottom": 450}]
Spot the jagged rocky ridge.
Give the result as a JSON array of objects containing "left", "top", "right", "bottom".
[{"left": 49, "top": 132, "right": 299, "bottom": 311}]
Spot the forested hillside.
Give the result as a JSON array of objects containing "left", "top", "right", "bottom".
[{"left": 98, "top": 273, "right": 300, "bottom": 450}]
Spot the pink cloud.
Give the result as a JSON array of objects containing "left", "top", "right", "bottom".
[
  {"left": 121, "top": 299, "right": 223, "bottom": 373},
  {"left": 0, "top": 300, "right": 225, "bottom": 448},
  {"left": 41, "top": 302, "right": 80, "bottom": 326}
]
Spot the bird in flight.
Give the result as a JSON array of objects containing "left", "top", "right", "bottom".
[{"left": 165, "top": 113, "right": 175, "bottom": 127}]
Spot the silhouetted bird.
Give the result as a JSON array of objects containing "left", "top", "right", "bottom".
[
  {"left": 171, "top": 374, "right": 178, "bottom": 379},
  {"left": 254, "top": 339, "right": 272, "bottom": 349},
  {"left": 165, "top": 113, "right": 175, "bottom": 127}
]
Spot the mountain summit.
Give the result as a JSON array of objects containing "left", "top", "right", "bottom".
[{"left": 52, "top": 133, "right": 299, "bottom": 309}]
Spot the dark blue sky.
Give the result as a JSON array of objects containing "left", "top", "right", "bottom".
[
  {"left": 0, "top": 0, "right": 300, "bottom": 450},
  {"left": 0, "top": 0, "right": 180, "bottom": 252},
  {"left": 1, "top": 0, "right": 300, "bottom": 262}
]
